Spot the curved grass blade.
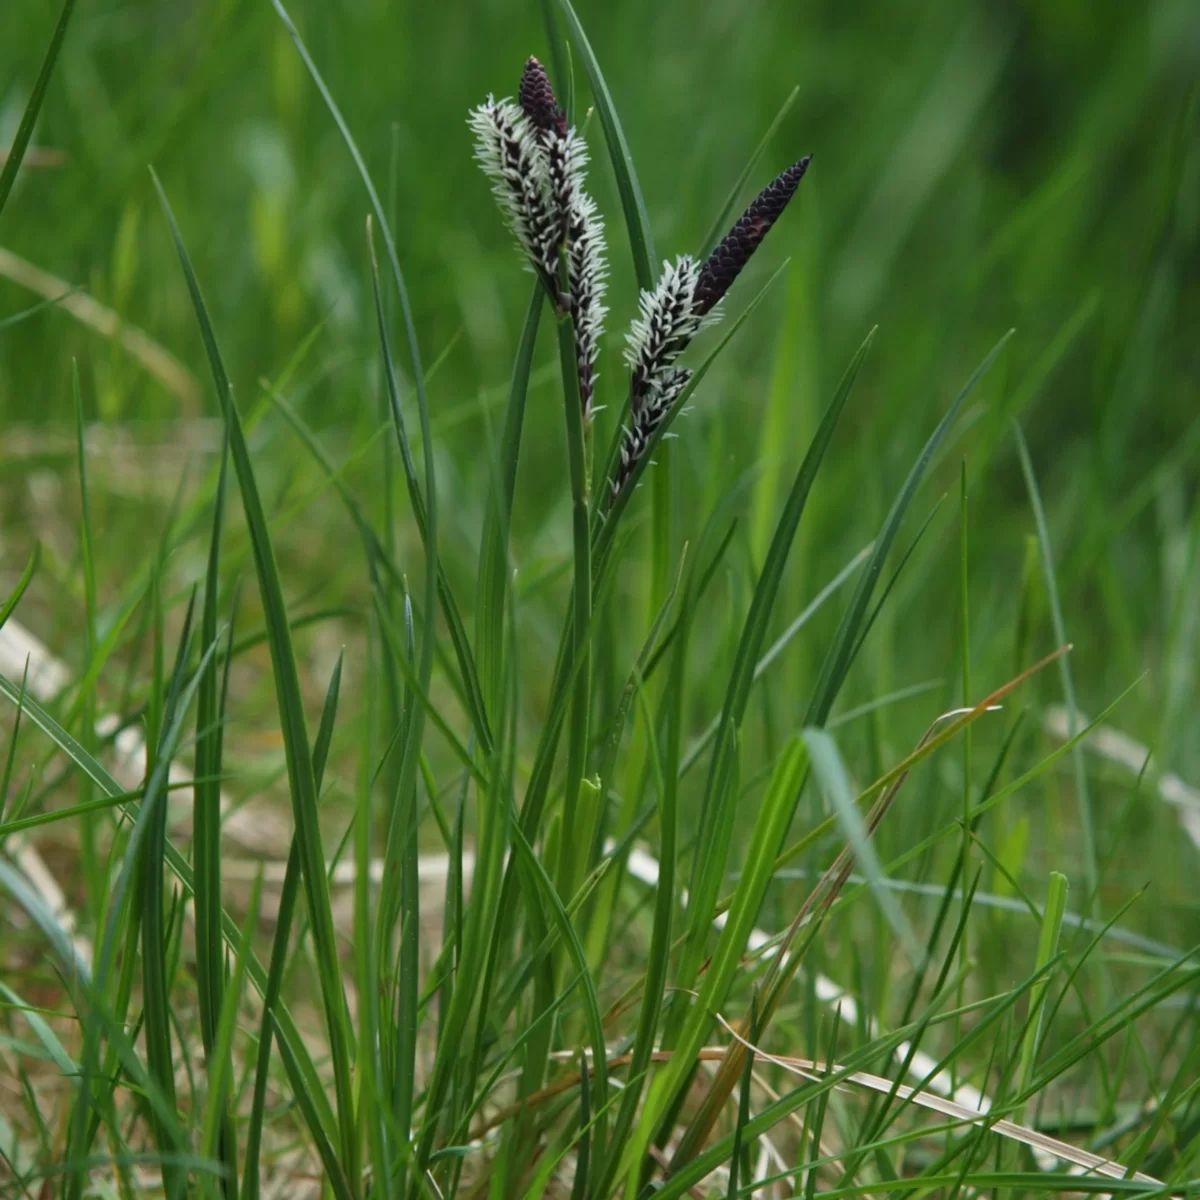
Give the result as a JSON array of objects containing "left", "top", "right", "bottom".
[
  {"left": 805, "top": 331, "right": 1014, "bottom": 728},
  {"left": 0, "top": 544, "right": 40, "bottom": 632},
  {"left": 803, "top": 727, "right": 923, "bottom": 962},
  {"left": 0, "top": 0, "right": 78, "bottom": 220},
  {"left": 151, "top": 170, "right": 358, "bottom": 1190},
  {"left": 273, "top": 0, "right": 454, "bottom": 765},
  {"left": 555, "top": 0, "right": 656, "bottom": 290},
  {"left": 698, "top": 86, "right": 802, "bottom": 259},
  {"left": 265, "top": 388, "right": 479, "bottom": 732},
  {"left": 477, "top": 285, "right": 542, "bottom": 717}
]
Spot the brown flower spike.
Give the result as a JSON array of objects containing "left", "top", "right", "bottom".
[{"left": 692, "top": 156, "right": 812, "bottom": 315}]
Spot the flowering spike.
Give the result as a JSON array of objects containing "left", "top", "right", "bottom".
[
  {"left": 519, "top": 57, "right": 566, "bottom": 136},
  {"left": 468, "top": 96, "right": 560, "bottom": 284},
  {"left": 609, "top": 256, "right": 706, "bottom": 505},
  {"left": 624, "top": 256, "right": 702, "bottom": 413},
  {"left": 693, "top": 156, "right": 811, "bottom": 315},
  {"left": 564, "top": 190, "right": 608, "bottom": 416},
  {"left": 610, "top": 366, "right": 693, "bottom": 505}
]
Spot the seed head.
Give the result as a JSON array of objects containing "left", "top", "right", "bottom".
[
  {"left": 519, "top": 57, "right": 567, "bottom": 137},
  {"left": 468, "top": 96, "right": 559, "bottom": 283},
  {"left": 693, "top": 156, "right": 811, "bottom": 315}
]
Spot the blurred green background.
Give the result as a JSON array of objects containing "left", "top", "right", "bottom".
[{"left": 2, "top": 0, "right": 1198, "bottom": 924}]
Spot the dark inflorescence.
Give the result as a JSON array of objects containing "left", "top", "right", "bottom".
[
  {"left": 692, "top": 156, "right": 811, "bottom": 316},
  {"left": 519, "top": 57, "right": 567, "bottom": 137}
]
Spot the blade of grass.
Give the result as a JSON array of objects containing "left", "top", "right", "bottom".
[
  {"left": 1013, "top": 421, "right": 1098, "bottom": 905},
  {"left": 554, "top": 0, "right": 655, "bottom": 289},
  {"left": 553, "top": 308, "right": 593, "bottom": 907},
  {"left": 140, "top": 591, "right": 197, "bottom": 1200},
  {"left": 0, "top": 544, "right": 40, "bottom": 633},
  {"left": 803, "top": 727, "right": 923, "bottom": 964},
  {"left": 242, "top": 652, "right": 343, "bottom": 1200},
  {"left": 194, "top": 424, "right": 234, "bottom": 1195},
  {"left": 698, "top": 86, "right": 802, "bottom": 258},
  {"left": 0, "top": 0, "right": 79, "bottom": 220},
  {"left": 199, "top": 869, "right": 261, "bottom": 1200},
  {"left": 804, "top": 331, "right": 1014, "bottom": 728},
  {"left": 476, "top": 285, "right": 542, "bottom": 717},
  {"left": 151, "top": 171, "right": 358, "bottom": 1192},
  {"left": 1016, "top": 871, "right": 1069, "bottom": 1114}
]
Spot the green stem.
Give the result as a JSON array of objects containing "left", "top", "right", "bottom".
[{"left": 556, "top": 313, "right": 593, "bottom": 911}]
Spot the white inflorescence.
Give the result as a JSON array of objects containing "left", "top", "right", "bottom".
[
  {"left": 608, "top": 256, "right": 708, "bottom": 503},
  {"left": 623, "top": 256, "right": 703, "bottom": 406},
  {"left": 470, "top": 95, "right": 607, "bottom": 417},
  {"left": 563, "top": 187, "right": 608, "bottom": 408},
  {"left": 468, "top": 97, "right": 559, "bottom": 282}
]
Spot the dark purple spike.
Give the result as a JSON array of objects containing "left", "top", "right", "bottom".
[
  {"left": 519, "top": 56, "right": 566, "bottom": 136},
  {"left": 693, "top": 156, "right": 811, "bottom": 315}
]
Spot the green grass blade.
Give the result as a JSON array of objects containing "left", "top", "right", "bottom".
[
  {"left": 199, "top": 869, "right": 261, "bottom": 1200},
  {"left": 0, "top": 0, "right": 78, "bottom": 220},
  {"left": 508, "top": 818, "right": 609, "bottom": 1158},
  {"left": 477, "top": 285, "right": 542, "bottom": 717},
  {"left": 804, "top": 330, "right": 1014, "bottom": 727},
  {"left": 355, "top": 629, "right": 394, "bottom": 1200},
  {"left": 243, "top": 652, "right": 343, "bottom": 1200},
  {"left": 553, "top": 309, "right": 593, "bottom": 906},
  {"left": 270, "top": 1014, "right": 357, "bottom": 1200},
  {"left": 1013, "top": 421, "right": 1097, "bottom": 904},
  {"left": 140, "top": 592, "right": 197, "bottom": 1200},
  {"left": 698, "top": 85, "right": 802, "bottom": 259},
  {"left": 1016, "top": 870, "right": 1069, "bottom": 1112},
  {"left": 194, "top": 425, "right": 232, "bottom": 1191},
  {"left": 151, "top": 170, "right": 359, "bottom": 1191},
  {"left": 555, "top": 0, "right": 656, "bottom": 290},
  {"left": 0, "top": 544, "right": 40, "bottom": 633},
  {"left": 803, "top": 727, "right": 923, "bottom": 963}
]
